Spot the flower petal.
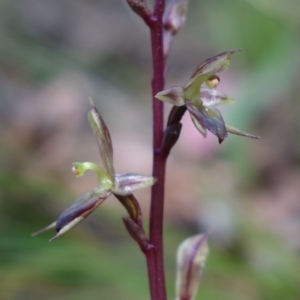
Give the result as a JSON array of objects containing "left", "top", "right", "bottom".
[
  {"left": 51, "top": 190, "right": 109, "bottom": 241},
  {"left": 88, "top": 98, "right": 115, "bottom": 178},
  {"left": 155, "top": 86, "right": 185, "bottom": 106},
  {"left": 31, "top": 191, "right": 109, "bottom": 241},
  {"left": 176, "top": 234, "right": 209, "bottom": 300},
  {"left": 184, "top": 50, "right": 241, "bottom": 99},
  {"left": 200, "top": 87, "right": 234, "bottom": 107},
  {"left": 190, "top": 114, "right": 207, "bottom": 137},
  {"left": 186, "top": 101, "right": 228, "bottom": 143},
  {"left": 226, "top": 124, "right": 260, "bottom": 139},
  {"left": 113, "top": 173, "right": 157, "bottom": 196}
]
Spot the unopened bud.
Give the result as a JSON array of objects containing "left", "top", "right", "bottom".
[
  {"left": 163, "top": 0, "right": 188, "bottom": 58},
  {"left": 176, "top": 234, "right": 209, "bottom": 300},
  {"left": 164, "top": 0, "right": 188, "bottom": 35}
]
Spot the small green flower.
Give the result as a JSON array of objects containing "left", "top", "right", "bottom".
[
  {"left": 156, "top": 50, "right": 260, "bottom": 143},
  {"left": 32, "top": 98, "right": 156, "bottom": 241}
]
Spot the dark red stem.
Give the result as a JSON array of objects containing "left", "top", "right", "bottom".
[
  {"left": 145, "top": 1, "right": 167, "bottom": 300},
  {"left": 126, "top": 1, "right": 167, "bottom": 299}
]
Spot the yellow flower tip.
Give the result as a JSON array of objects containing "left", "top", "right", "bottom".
[
  {"left": 206, "top": 75, "right": 220, "bottom": 88},
  {"left": 72, "top": 163, "right": 85, "bottom": 177},
  {"left": 72, "top": 165, "right": 80, "bottom": 176}
]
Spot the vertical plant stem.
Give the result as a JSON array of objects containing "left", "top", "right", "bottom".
[{"left": 145, "top": 0, "right": 167, "bottom": 299}]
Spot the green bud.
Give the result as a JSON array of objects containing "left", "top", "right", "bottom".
[{"left": 176, "top": 234, "right": 209, "bottom": 300}]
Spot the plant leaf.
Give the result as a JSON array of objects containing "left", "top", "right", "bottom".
[
  {"left": 113, "top": 173, "right": 157, "bottom": 196},
  {"left": 49, "top": 190, "right": 109, "bottom": 241},
  {"left": 88, "top": 98, "right": 115, "bottom": 178},
  {"left": 176, "top": 234, "right": 209, "bottom": 300},
  {"left": 186, "top": 101, "right": 228, "bottom": 143}
]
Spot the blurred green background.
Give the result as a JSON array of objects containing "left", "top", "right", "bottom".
[{"left": 1, "top": 0, "right": 300, "bottom": 299}]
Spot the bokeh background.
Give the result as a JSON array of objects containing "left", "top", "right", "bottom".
[{"left": 1, "top": 0, "right": 300, "bottom": 299}]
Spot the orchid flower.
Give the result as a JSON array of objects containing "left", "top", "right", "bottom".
[
  {"left": 156, "top": 50, "right": 260, "bottom": 143},
  {"left": 32, "top": 98, "right": 156, "bottom": 241}
]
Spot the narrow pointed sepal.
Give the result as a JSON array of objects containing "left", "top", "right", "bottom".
[
  {"left": 33, "top": 190, "right": 110, "bottom": 242},
  {"left": 186, "top": 102, "right": 227, "bottom": 143},
  {"left": 155, "top": 87, "right": 185, "bottom": 106},
  {"left": 176, "top": 234, "right": 209, "bottom": 300},
  {"left": 200, "top": 87, "right": 234, "bottom": 107},
  {"left": 88, "top": 98, "right": 115, "bottom": 178},
  {"left": 113, "top": 173, "right": 157, "bottom": 196},
  {"left": 226, "top": 124, "right": 260, "bottom": 139},
  {"left": 49, "top": 217, "right": 85, "bottom": 242},
  {"left": 31, "top": 221, "right": 57, "bottom": 237},
  {"left": 52, "top": 190, "right": 109, "bottom": 241},
  {"left": 184, "top": 49, "right": 241, "bottom": 99}
]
